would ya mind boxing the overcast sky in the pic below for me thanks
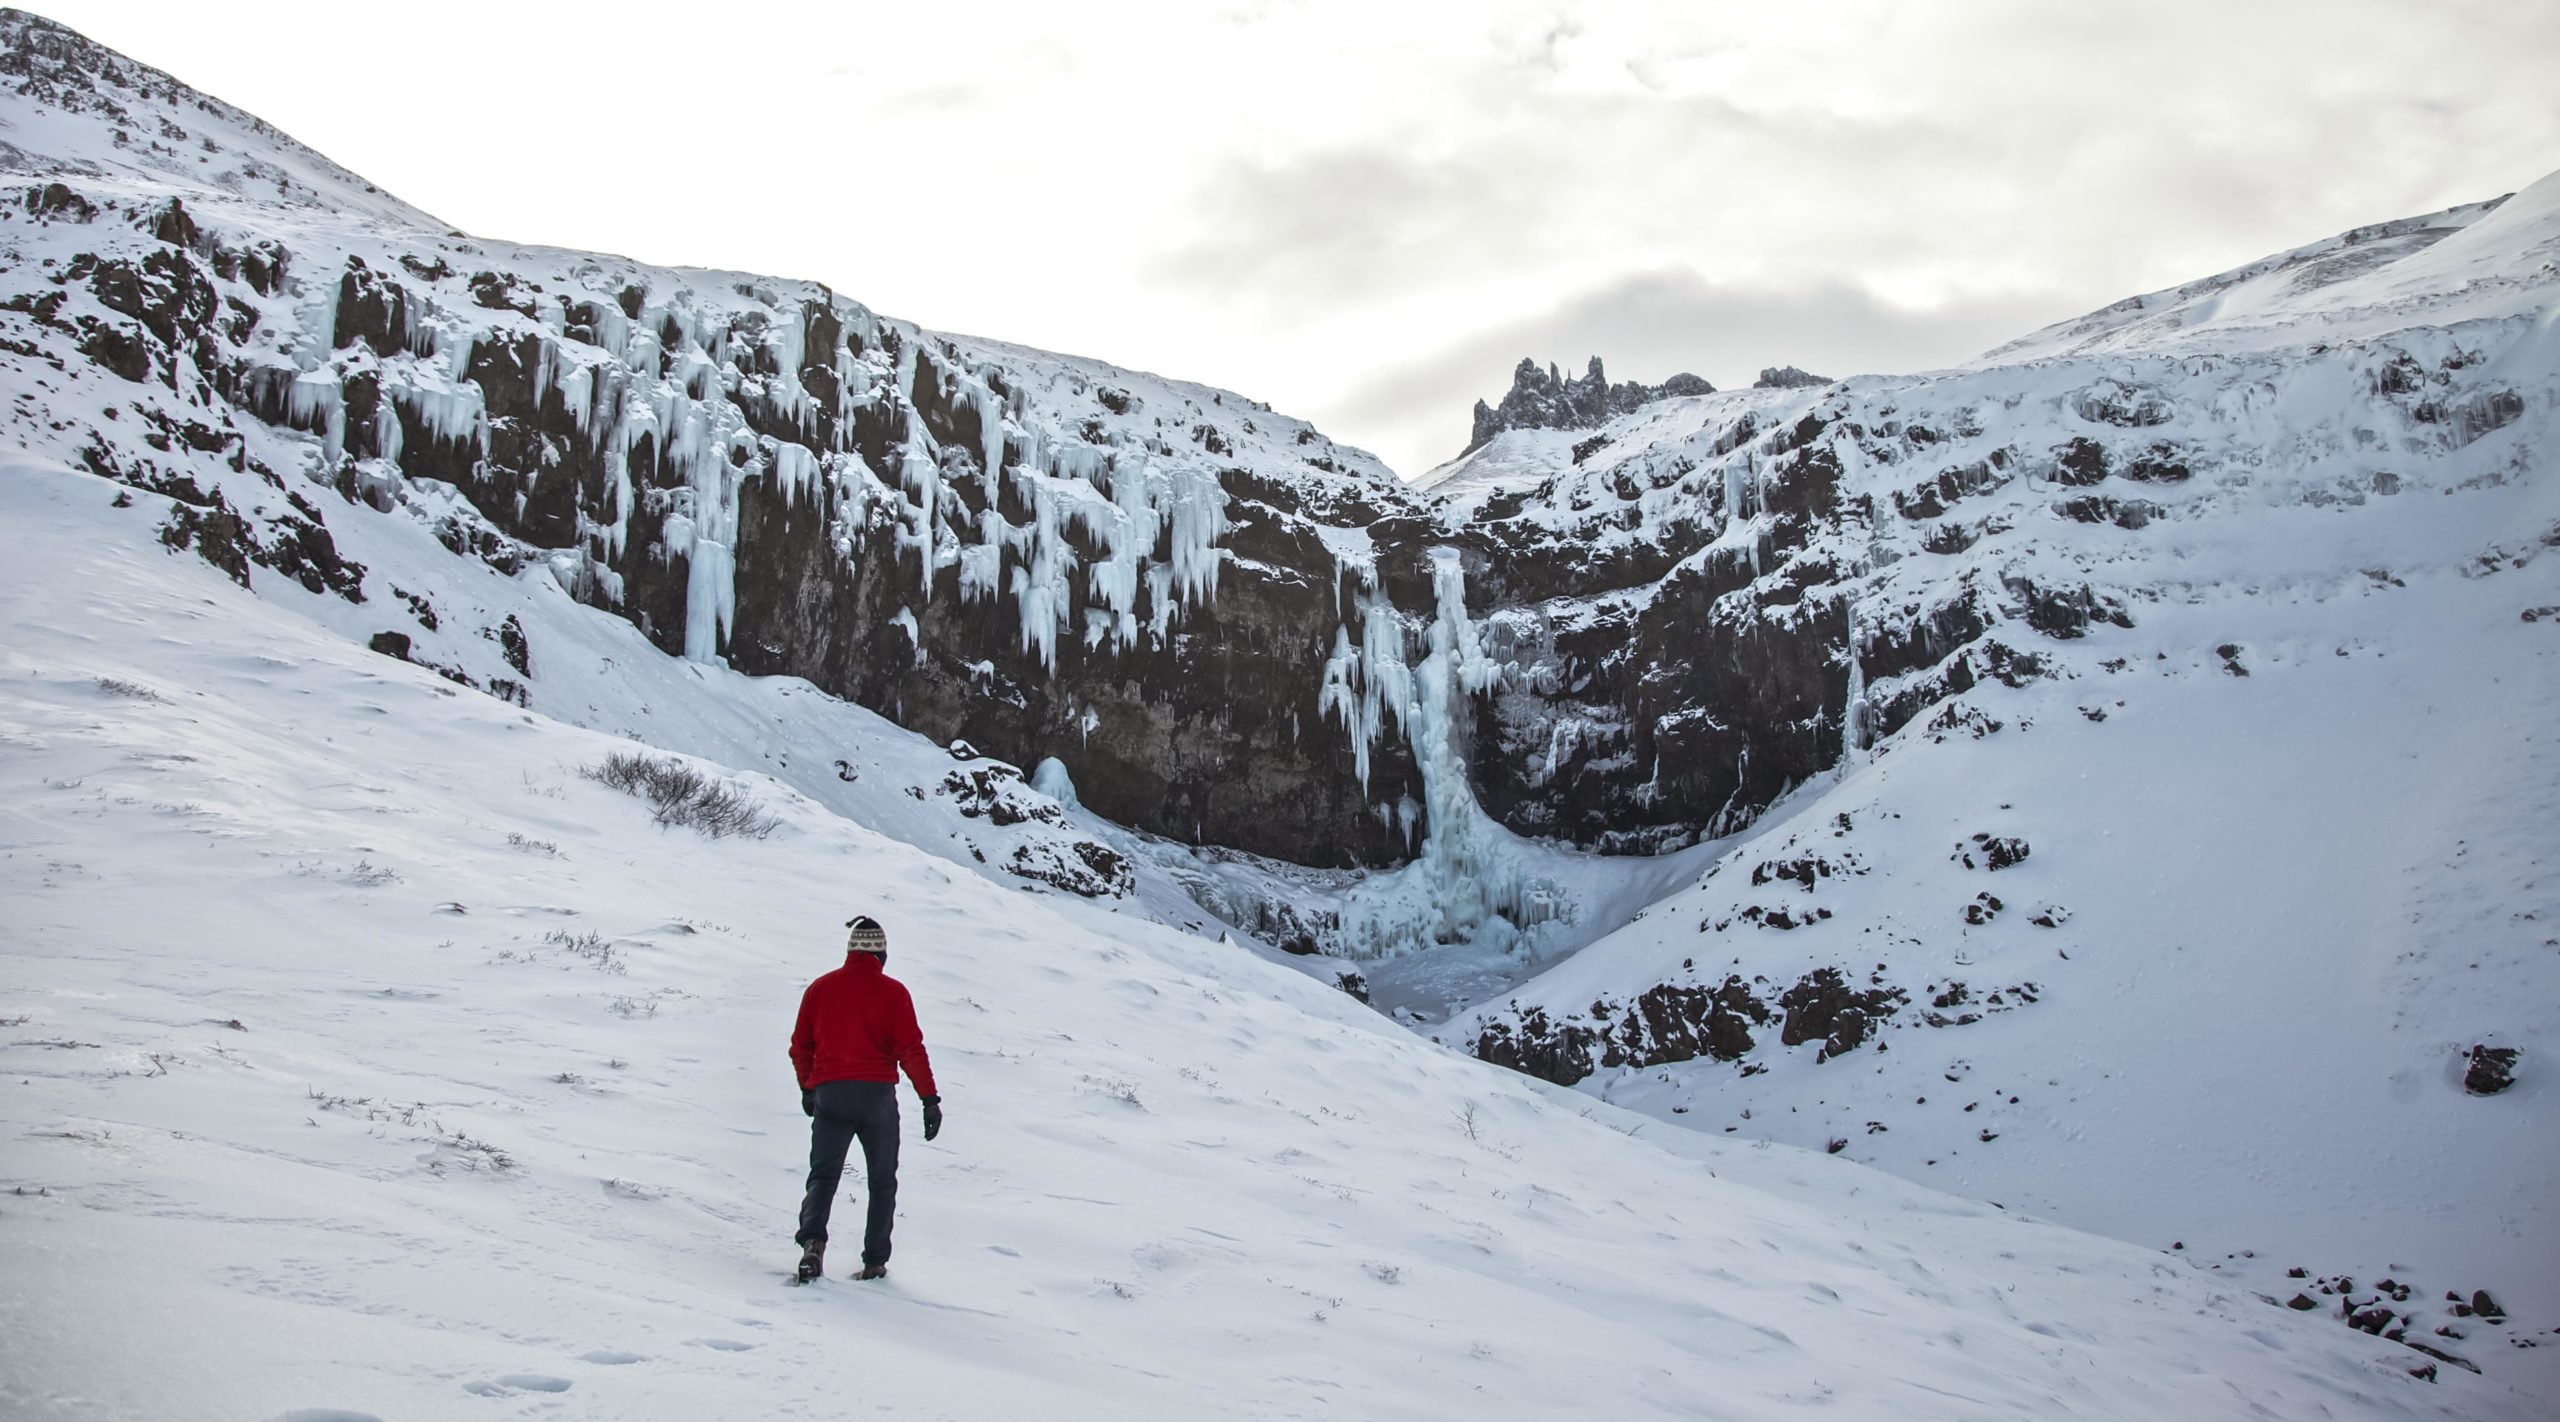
[45,1,2560,476]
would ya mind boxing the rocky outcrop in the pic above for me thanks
[1465,356,1712,454]
[1471,958,2022,1086]
[1754,365,1832,389]
[2462,1044,2518,1095]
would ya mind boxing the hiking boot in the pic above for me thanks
[795,1241,825,1282]
[853,1262,888,1281]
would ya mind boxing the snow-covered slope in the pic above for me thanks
[5,4,2558,1411]
[0,8,441,230]
[1419,172,2560,1394]
[1981,188,2545,361]
[3,457,2536,1421]
[0,7,1436,876]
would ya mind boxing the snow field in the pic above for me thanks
[1,462,2537,1419]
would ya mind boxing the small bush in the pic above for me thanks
[542,928,624,975]
[583,752,777,840]
[95,676,165,701]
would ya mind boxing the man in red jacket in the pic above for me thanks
[791,915,942,1282]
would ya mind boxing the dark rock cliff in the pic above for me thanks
[1465,356,1713,455]
[0,9,2195,877]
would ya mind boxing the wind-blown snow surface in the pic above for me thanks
[2,465,2536,1419]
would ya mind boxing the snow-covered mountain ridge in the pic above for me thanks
[0,8,1457,877]
[1410,168,2560,1395]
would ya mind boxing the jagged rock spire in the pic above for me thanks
[1464,355,1712,454]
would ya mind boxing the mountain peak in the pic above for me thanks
[0,8,441,229]
[1752,364,1832,389]
[1464,354,1711,455]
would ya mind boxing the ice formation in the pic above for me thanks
[241,239,1251,680]
[1030,756,1080,808]
[1316,565,1414,793]
[1326,550,1567,961]
[1842,597,1870,761]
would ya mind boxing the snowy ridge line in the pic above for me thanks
[0,7,447,230]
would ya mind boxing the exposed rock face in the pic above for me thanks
[1465,356,1712,454]
[4,8,2549,909]
[13,0,1901,874]
[1754,365,1833,389]
[1470,957,2012,1086]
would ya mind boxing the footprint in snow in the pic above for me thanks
[692,1338,755,1351]
[578,1350,644,1365]
[463,1375,574,1397]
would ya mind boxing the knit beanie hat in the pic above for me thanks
[845,915,889,954]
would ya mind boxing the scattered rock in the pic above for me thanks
[490,614,531,678]
[938,768,1062,829]
[1777,967,1909,1062]
[1004,840,1133,898]
[1953,833,2031,871]
[2462,1045,2517,1096]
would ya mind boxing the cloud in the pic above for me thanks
[1152,146,1528,304]
[1314,269,2074,476]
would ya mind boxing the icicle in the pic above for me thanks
[1842,596,1870,761]
[372,397,403,468]
[972,376,1006,502]
[766,316,811,436]
[890,607,922,664]
[1008,470,1074,671]
[1316,568,1415,794]
[558,359,595,437]
[1159,464,1230,609]
[771,442,821,509]
[285,371,344,463]
[894,342,942,603]
[958,507,1006,605]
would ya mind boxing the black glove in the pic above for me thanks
[800,1088,815,1118]
[921,1095,943,1142]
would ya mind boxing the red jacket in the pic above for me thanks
[790,952,938,1096]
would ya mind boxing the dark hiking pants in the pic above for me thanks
[798,1079,901,1266]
